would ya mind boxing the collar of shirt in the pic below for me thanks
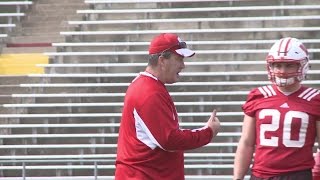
[140,71,158,81]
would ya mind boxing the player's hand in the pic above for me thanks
[313,150,320,177]
[206,109,220,137]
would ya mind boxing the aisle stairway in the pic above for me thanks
[3,0,88,54]
[0,0,90,107]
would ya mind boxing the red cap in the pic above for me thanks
[148,33,195,57]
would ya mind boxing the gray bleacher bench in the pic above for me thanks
[0,34,8,38]
[45,49,270,56]
[0,132,242,139]
[50,40,320,57]
[9,91,250,98]
[14,81,266,87]
[0,154,116,160]
[0,1,33,14]
[0,153,237,168]
[12,80,320,88]
[0,3,27,32]
[0,144,117,149]
[1,81,319,98]
[0,122,243,129]
[0,133,119,139]
[36,60,320,68]
[0,23,16,33]
[0,164,241,180]
[0,164,234,170]
[59,27,320,36]
[0,152,249,180]
[0,112,244,118]
[85,0,234,3]
[25,70,320,77]
[68,15,320,25]
[36,61,262,67]
[0,153,235,164]
[0,176,250,180]
[27,71,267,77]
[0,176,251,180]
[20,71,275,79]
[43,48,320,57]
[0,142,239,149]
[0,123,121,129]
[0,177,115,180]
[0,24,15,27]
[2,101,246,108]
[51,39,320,47]
[0,13,25,23]
[1,81,319,95]
[77,5,320,14]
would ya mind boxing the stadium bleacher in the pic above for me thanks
[0,0,320,179]
[0,1,33,54]
[0,1,33,35]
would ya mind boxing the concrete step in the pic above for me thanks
[0,85,28,95]
[15,26,77,35]
[0,95,12,105]
[0,76,44,85]
[9,35,65,43]
[11,30,62,36]
[25,15,83,22]
[28,95,245,104]
[2,46,56,53]
[32,3,88,12]
[21,21,79,28]
[27,9,83,16]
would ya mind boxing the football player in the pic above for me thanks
[233,37,320,180]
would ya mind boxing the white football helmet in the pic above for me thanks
[266,37,309,87]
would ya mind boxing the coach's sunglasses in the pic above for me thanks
[160,41,187,55]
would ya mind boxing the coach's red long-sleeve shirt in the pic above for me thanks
[115,72,213,180]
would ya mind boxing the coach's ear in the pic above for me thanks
[157,55,168,70]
